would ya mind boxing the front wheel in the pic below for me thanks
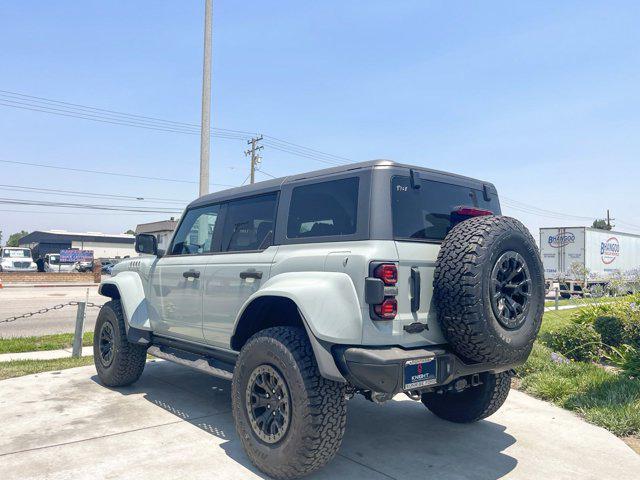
[421,372,511,423]
[93,300,147,387]
[232,327,347,480]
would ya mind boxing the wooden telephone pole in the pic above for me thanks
[245,135,264,184]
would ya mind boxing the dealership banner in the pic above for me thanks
[60,249,94,263]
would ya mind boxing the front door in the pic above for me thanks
[149,204,220,342]
[202,193,279,347]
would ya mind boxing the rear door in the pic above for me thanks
[202,193,279,347]
[148,203,220,341]
[390,174,501,345]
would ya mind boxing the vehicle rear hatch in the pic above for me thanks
[365,169,500,347]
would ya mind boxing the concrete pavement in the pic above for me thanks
[1,361,638,480]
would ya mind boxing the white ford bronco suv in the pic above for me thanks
[94,160,544,479]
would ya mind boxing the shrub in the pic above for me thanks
[594,316,624,347]
[606,345,640,378]
[622,318,640,350]
[545,323,601,362]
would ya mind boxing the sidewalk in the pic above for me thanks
[0,346,93,362]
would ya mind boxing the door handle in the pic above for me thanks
[410,267,421,312]
[239,269,263,280]
[183,270,200,279]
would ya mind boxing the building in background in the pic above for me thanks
[19,230,135,259]
[135,218,178,251]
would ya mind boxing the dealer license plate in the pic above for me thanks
[403,357,437,390]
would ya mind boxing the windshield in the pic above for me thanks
[2,248,31,258]
[391,176,500,241]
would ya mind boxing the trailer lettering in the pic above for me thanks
[601,237,620,264]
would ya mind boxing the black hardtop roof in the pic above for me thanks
[189,159,496,208]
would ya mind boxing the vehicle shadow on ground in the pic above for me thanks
[94,360,518,480]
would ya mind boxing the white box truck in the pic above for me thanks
[540,227,640,297]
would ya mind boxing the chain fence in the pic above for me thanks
[1,301,104,324]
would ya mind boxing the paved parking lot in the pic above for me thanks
[1,360,639,480]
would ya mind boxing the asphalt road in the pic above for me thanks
[0,286,104,337]
[1,361,639,479]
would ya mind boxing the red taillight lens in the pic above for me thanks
[374,298,397,319]
[374,263,398,285]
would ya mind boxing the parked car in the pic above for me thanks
[44,253,76,273]
[74,260,94,272]
[0,247,37,272]
[93,160,544,479]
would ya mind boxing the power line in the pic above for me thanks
[0,208,174,217]
[0,90,352,166]
[0,183,189,204]
[0,197,182,214]
[0,159,236,188]
[0,90,254,136]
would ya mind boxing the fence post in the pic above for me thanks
[72,289,89,358]
[555,287,559,311]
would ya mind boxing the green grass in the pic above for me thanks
[0,332,94,354]
[517,343,640,436]
[0,356,95,380]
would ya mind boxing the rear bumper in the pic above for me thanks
[333,345,520,394]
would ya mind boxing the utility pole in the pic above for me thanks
[245,135,264,184]
[607,209,615,230]
[198,0,213,196]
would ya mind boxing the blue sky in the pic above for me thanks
[1,0,639,242]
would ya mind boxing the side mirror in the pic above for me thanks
[135,234,158,256]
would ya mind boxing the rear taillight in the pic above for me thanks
[374,298,397,320]
[368,262,399,320]
[374,263,397,285]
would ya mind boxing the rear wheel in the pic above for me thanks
[232,327,347,480]
[93,300,147,387]
[421,372,511,423]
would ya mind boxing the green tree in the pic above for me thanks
[592,219,613,230]
[7,230,29,247]
[124,229,135,235]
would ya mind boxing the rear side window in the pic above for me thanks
[392,176,500,241]
[287,177,359,238]
[221,193,278,252]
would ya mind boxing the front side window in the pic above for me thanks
[287,177,359,239]
[392,176,500,241]
[170,204,220,255]
[221,193,278,252]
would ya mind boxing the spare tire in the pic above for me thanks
[433,215,544,364]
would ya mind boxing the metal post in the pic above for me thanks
[555,287,559,311]
[72,289,89,358]
[199,0,213,196]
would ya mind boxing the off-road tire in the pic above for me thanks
[433,215,544,364]
[421,371,511,423]
[232,327,347,480]
[93,299,147,387]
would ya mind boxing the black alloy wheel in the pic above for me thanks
[245,364,291,444]
[98,320,115,367]
[489,251,532,330]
